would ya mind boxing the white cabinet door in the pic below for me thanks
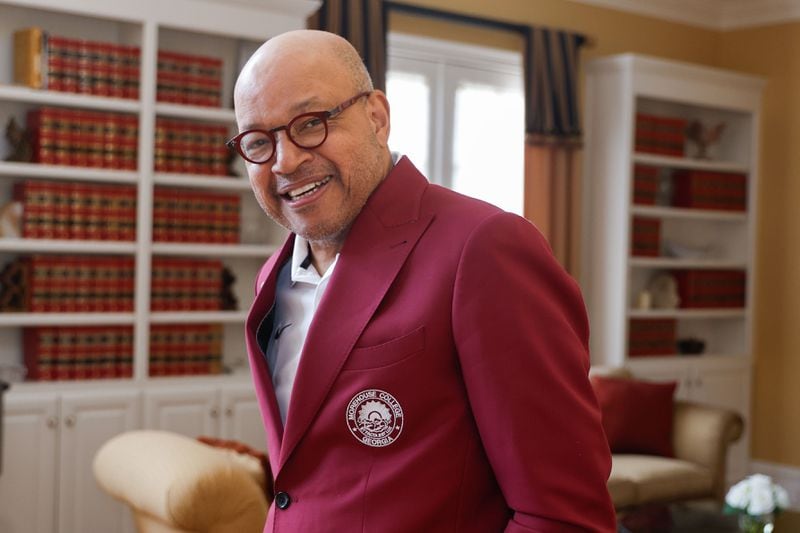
[143,386,220,439]
[58,390,140,533]
[220,384,267,452]
[0,393,58,533]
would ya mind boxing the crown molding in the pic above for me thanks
[568,0,800,30]
[721,0,800,29]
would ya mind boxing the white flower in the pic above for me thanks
[775,485,790,510]
[725,474,791,517]
[748,485,776,515]
[726,480,750,509]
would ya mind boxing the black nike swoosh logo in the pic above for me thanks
[275,323,292,339]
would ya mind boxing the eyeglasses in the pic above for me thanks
[227,91,371,164]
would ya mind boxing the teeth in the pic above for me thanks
[288,176,331,200]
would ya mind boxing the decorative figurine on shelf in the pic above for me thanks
[677,337,706,355]
[4,117,33,163]
[686,120,725,159]
[0,202,22,238]
[220,266,238,311]
[0,259,26,312]
[648,273,681,309]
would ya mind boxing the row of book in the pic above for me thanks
[28,107,138,169]
[631,216,660,257]
[633,164,748,212]
[24,325,134,380]
[673,170,747,212]
[149,323,224,376]
[153,187,240,243]
[22,323,226,381]
[151,257,225,311]
[633,165,661,205]
[0,255,234,313]
[157,50,223,107]
[14,27,141,99]
[628,318,676,356]
[635,113,688,156]
[674,269,746,309]
[0,255,135,313]
[14,180,137,241]
[154,118,231,176]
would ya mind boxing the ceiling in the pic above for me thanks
[568,0,800,29]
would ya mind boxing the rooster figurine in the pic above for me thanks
[686,120,725,159]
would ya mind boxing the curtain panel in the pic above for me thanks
[307,0,388,92]
[523,27,585,276]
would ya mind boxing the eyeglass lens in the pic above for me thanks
[240,114,327,163]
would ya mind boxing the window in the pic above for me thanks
[387,33,525,215]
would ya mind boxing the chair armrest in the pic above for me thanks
[93,430,268,533]
[672,401,744,499]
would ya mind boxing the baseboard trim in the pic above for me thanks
[750,460,800,512]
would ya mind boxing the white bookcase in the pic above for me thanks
[581,54,764,483]
[0,1,318,531]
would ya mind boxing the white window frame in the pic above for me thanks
[387,32,524,194]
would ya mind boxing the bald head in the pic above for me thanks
[235,30,372,106]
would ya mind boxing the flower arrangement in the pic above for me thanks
[725,474,790,533]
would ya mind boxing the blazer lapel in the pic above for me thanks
[245,235,294,470]
[278,157,433,468]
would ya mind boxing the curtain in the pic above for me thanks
[523,27,585,276]
[307,0,388,92]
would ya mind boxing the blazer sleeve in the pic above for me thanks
[452,212,616,532]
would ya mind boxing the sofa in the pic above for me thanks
[591,367,745,510]
[93,430,271,533]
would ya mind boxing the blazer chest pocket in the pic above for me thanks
[343,326,425,371]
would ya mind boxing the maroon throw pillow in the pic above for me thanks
[590,375,677,457]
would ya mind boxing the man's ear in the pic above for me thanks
[366,90,391,146]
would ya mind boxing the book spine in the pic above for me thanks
[13,27,47,89]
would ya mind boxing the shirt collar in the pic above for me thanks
[290,236,339,285]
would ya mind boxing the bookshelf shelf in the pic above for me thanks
[0,312,136,327]
[628,257,748,269]
[630,205,747,222]
[0,161,140,182]
[151,242,278,257]
[0,238,137,254]
[0,84,141,112]
[153,173,251,191]
[627,309,746,319]
[632,152,750,174]
[150,310,248,324]
[154,103,236,123]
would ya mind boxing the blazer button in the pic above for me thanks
[275,491,291,510]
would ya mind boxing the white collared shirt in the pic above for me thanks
[267,237,339,425]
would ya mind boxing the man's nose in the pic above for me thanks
[271,131,311,175]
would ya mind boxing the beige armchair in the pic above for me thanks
[93,430,271,533]
[591,367,745,510]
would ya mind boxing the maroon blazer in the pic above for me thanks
[245,157,615,532]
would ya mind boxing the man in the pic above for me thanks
[231,29,616,532]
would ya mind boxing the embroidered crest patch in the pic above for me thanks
[346,389,404,447]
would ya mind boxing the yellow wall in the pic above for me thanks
[390,0,800,467]
[717,23,800,466]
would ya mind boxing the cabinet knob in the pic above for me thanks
[64,415,76,428]
[46,417,58,429]
[225,407,233,417]
[210,407,219,418]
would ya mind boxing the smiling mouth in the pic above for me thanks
[284,175,332,201]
